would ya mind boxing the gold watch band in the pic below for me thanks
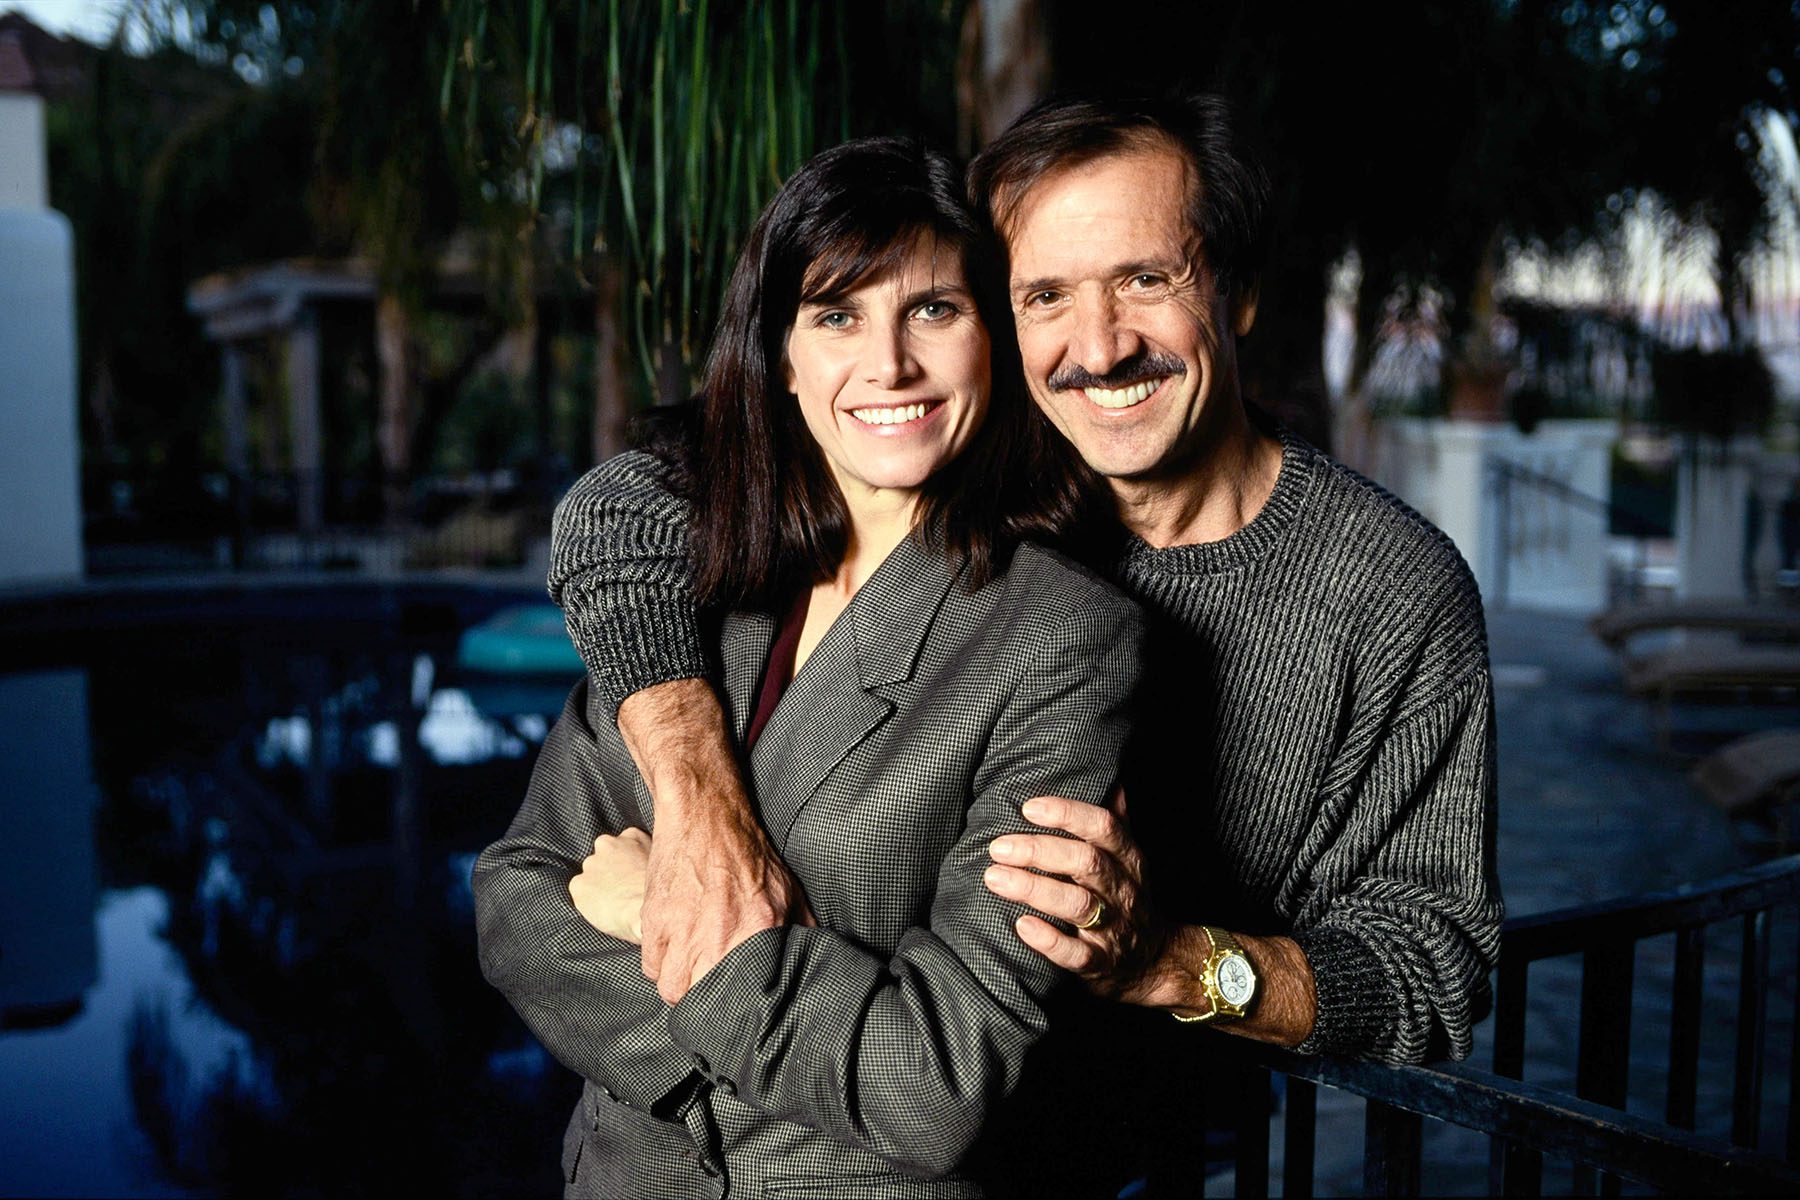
[1172,925,1250,1024]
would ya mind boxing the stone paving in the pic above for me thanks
[1216,607,1799,1196]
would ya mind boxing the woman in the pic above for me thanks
[473,137,1142,1199]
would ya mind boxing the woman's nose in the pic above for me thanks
[863,323,918,389]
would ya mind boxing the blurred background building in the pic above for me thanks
[2,1,1800,1195]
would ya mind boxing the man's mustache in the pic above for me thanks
[1046,353,1187,392]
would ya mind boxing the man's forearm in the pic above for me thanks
[1141,925,1317,1047]
[617,677,752,823]
[614,676,809,1003]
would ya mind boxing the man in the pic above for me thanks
[550,94,1500,1070]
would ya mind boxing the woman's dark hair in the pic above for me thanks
[667,135,1099,610]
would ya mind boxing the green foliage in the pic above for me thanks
[1650,344,1776,441]
[442,0,859,401]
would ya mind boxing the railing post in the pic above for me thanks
[1732,908,1772,1148]
[1235,1064,1271,1199]
[1284,1075,1316,1200]
[1498,1141,1544,1196]
[1667,925,1705,1130]
[1490,958,1532,1194]
[1575,940,1636,1195]
[1790,907,1800,1163]
[1363,1099,1422,1197]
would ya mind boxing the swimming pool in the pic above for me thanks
[0,580,583,1197]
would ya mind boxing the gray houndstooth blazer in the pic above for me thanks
[474,533,1143,1199]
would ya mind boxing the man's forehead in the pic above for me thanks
[999,149,1200,279]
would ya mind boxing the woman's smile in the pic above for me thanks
[844,397,946,431]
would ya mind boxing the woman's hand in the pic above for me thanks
[570,828,653,944]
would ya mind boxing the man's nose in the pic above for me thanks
[863,322,918,389]
[1068,293,1139,376]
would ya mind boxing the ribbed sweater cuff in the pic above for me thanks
[566,584,711,720]
[1292,924,1394,1057]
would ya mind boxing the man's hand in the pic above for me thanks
[984,789,1318,1045]
[616,679,812,1006]
[640,799,812,1003]
[570,829,653,942]
[982,789,1179,1004]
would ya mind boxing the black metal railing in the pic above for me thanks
[1228,855,1800,1196]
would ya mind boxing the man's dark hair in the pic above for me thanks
[677,135,1099,610]
[968,93,1272,310]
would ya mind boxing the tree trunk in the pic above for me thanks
[955,0,1052,154]
[591,257,630,466]
[375,292,415,524]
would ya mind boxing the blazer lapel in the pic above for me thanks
[749,537,964,848]
[719,609,777,743]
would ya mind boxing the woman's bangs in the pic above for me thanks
[796,222,963,306]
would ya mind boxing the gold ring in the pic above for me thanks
[1076,897,1107,930]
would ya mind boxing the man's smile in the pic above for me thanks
[1082,378,1166,410]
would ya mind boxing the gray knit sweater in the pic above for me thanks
[547,431,1502,1065]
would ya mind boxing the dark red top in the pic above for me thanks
[745,589,811,751]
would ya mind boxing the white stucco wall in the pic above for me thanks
[1676,438,1763,601]
[0,92,47,209]
[1367,418,1617,613]
[0,85,82,588]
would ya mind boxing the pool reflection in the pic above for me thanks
[0,619,580,1197]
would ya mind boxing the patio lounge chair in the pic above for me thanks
[1591,601,1800,652]
[1624,645,1800,747]
[1692,728,1800,848]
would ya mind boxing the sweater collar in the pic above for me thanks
[1115,423,1316,579]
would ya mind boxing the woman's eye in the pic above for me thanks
[818,311,852,329]
[915,300,957,321]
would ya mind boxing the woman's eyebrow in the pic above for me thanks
[798,292,862,309]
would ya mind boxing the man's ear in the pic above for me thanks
[1232,287,1259,338]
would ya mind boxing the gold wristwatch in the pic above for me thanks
[1173,925,1259,1024]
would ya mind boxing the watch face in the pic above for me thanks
[1217,953,1256,1008]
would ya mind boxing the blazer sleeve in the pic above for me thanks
[548,449,710,720]
[471,680,700,1116]
[664,576,1145,1179]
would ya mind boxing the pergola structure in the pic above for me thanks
[187,259,376,534]
[186,255,611,540]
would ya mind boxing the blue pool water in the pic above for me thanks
[0,586,583,1197]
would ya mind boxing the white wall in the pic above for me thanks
[1368,418,1616,613]
[1675,438,1762,601]
[0,92,47,208]
[0,86,82,587]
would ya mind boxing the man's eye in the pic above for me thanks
[1130,274,1165,289]
[1026,290,1062,308]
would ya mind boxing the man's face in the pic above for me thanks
[1003,145,1248,483]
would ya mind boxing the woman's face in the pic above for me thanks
[784,237,991,509]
